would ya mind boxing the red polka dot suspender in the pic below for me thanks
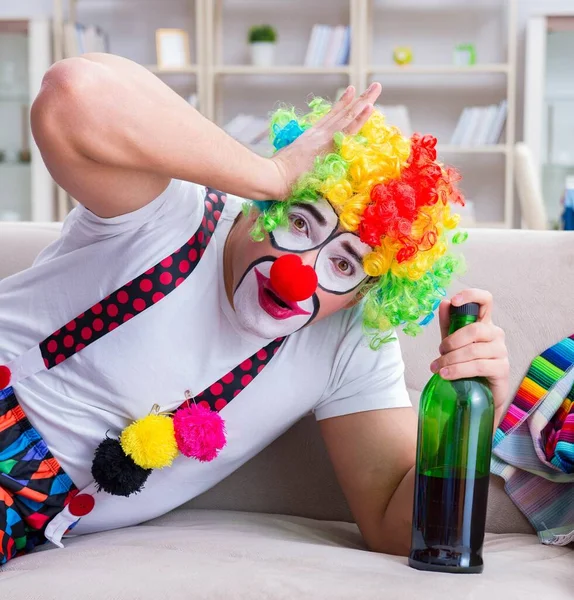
[18,186,288,545]
[39,188,227,369]
[1,187,286,404]
[193,342,283,412]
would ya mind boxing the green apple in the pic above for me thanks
[393,46,413,65]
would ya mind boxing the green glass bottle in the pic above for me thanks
[409,302,495,574]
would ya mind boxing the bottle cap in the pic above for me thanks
[450,302,480,317]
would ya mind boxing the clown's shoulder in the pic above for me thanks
[290,304,411,421]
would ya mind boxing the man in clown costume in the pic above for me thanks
[0,53,509,564]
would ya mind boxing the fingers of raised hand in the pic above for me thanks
[318,85,356,126]
[321,82,381,133]
[343,104,375,135]
[342,82,381,130]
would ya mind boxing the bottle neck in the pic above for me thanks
[448,314,478,335]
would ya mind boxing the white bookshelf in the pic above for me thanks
[214,66,351,75]
[52,0,517,227]
[369,64,511,74]
[364,0,517,228]
[438,144,509,154]
[205,0,358,124]
[53,0,204,218]
[146,64,199,74]
[0,17,53,222]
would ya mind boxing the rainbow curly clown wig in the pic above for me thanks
[250,98,467,348]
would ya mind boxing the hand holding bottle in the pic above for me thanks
[430,289,510,426]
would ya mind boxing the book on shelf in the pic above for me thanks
[450,100,507,146]
[304,24,350,67]
[64,22,109,58]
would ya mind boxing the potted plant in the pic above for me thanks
[248,25,277,67]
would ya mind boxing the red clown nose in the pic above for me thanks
[270,255,318,303]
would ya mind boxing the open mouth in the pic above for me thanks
[255,268,311,320]
[266,288,290,310]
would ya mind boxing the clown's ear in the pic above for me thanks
[344,278,374,309]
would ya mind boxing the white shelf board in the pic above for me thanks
[215,65,351,75]
[146,65,198,75]
[437,145,509,154]
[368,64,510,75]
[369,0,503,11]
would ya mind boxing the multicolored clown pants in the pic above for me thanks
[0,386,76,565]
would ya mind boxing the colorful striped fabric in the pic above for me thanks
[0,387,77,564]
[491,334,574,546]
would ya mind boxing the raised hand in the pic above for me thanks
[269,83,382,200]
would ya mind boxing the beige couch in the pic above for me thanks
[0,222,572,598]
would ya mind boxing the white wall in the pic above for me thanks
[0,0,53,18]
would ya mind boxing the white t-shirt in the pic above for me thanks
[0,179,410,534]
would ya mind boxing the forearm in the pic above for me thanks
[36,53,278,200]
[374,465,415,557]
[375,407,503,557]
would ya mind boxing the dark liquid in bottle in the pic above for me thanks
[409,472,490,574]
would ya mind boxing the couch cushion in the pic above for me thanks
[0,224,566,536]
[1,510,571,599]
[186,413,534,536]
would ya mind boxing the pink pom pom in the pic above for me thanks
[173,404,226,462]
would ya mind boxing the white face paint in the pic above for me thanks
[270,197,339,252]
[231,198,373,339]
[233,259,316,339]
[314,233,372,294]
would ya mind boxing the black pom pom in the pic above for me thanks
[91,437,151,497]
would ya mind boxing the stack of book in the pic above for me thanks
[304,25,351,67]
[450,100,507,146]
[64,22,109,58]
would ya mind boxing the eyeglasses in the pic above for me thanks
[269,199,372,295]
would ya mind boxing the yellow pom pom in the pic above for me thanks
[120,414,178,470]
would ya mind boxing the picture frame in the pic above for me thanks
[155,28,191,69]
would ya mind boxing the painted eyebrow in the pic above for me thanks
[342,241,364,265]
[295,203,327,226]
